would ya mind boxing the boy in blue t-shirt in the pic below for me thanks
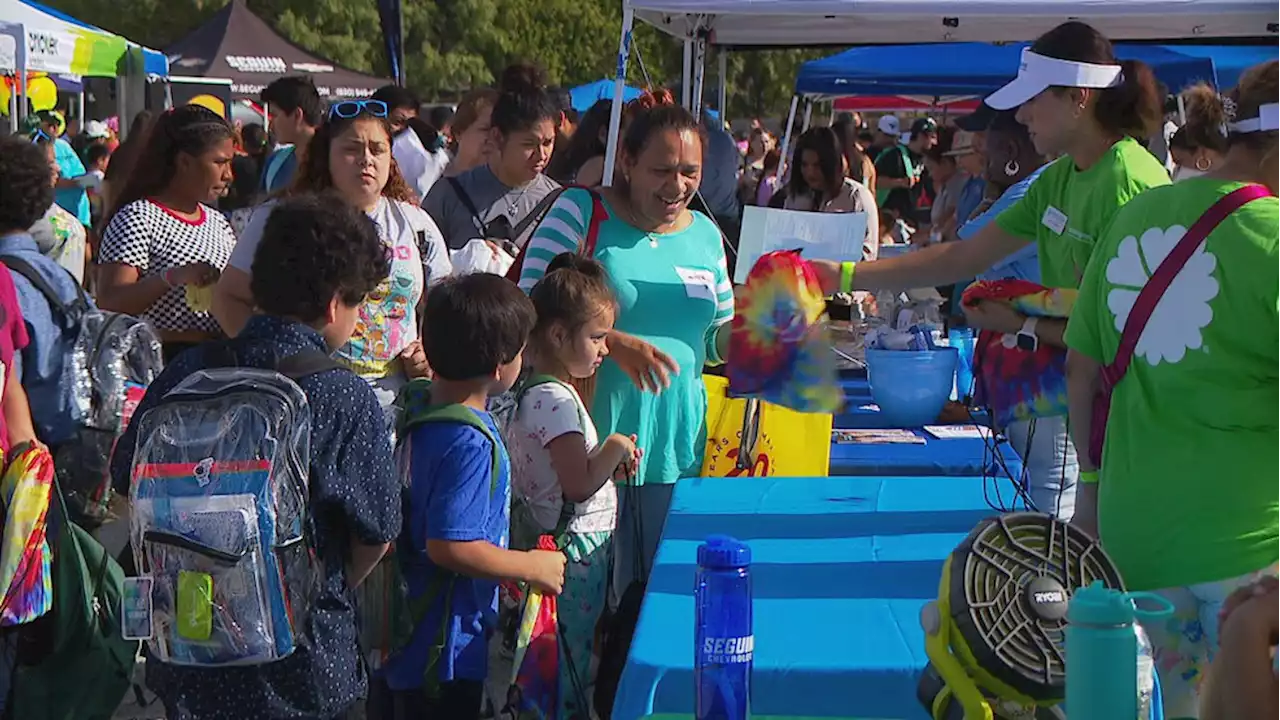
[382,273,566,719]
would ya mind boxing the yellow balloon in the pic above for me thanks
[0,81,11,116]
[27,76,57,112]
[188,94,227,118]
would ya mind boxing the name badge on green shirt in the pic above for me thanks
[1041,206,1068,235]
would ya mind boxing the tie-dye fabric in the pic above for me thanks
[0,447,55,626]
[1141,565,1277,719]
[728,250,841,414]
[961,279,1078,427]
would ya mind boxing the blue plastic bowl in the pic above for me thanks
[865,347,960,427]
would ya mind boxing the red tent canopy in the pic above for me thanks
[832,96,980,114]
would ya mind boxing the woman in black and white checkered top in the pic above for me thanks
[97,105,237,363]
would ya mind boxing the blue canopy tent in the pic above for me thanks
[1156,45,1276,89]
[569,79,643,112]
[796,43,1218,98]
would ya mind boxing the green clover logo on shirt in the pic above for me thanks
[1104,225,1220,365]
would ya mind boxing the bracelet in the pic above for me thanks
[1079,469,1100,485]
[160,268,175,288]
[839,261,856,294]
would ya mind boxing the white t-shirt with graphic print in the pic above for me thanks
[508,381,617,535]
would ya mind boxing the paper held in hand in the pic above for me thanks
[734,206,869,284]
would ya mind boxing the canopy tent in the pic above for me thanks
[0,21,21,74]
[832,96,980,113]
[166,0,389,100]
[19,0,168,76]
[0,0,167,77]
[569,79,644,112]
[631,0,1277,45]
[1157,44,1277,89]
[600,0,1277,185]
[795,43,1220,98]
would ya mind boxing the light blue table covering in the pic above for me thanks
[614,474,1026,719]
[829,430,1024,479]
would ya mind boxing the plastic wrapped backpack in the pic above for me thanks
[727,250,842,414]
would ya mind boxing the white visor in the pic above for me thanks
[985,49,1124,110]
[1228,103,1280,134]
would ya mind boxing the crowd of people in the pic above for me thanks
[0,18,1274,720]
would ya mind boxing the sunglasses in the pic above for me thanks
[328,99,389,121]
[28,128,53,144]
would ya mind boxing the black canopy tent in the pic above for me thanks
[165,0,388,101]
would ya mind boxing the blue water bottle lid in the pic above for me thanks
[698,535,751,569]
[1067,580,1135,626]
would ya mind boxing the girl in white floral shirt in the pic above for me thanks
[506,253,640,718]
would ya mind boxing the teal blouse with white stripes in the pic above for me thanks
[519,188,734,486]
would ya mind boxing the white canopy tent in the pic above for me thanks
[632,0,1276,45]
[599,0,1278,183]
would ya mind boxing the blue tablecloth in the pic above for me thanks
[830,430,1024,478]
[614,474,1026,720]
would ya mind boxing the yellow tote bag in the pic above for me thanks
[701,375,832,478]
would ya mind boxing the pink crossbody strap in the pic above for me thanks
[1099,184,1273,391]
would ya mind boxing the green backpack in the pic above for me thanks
[11,479,138,720]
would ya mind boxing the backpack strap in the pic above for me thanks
[504,187,606,283]
[509,187,567,243]
[1088,183,1273,466]
[447,177,488,238]
[275,350,342,380]
[514,373,588,548]
[0,255,90,325]
[263,147,294,192]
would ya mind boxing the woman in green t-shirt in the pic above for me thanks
[1065,63,1279,719]
[846,21,1169,523]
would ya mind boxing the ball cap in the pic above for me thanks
[876,115,901,136]
[910,117,938,136]
[984,47,1123,111]
[83,120,111,139]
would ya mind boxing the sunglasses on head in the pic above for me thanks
[28,128,53,144]
[328,99,389,121]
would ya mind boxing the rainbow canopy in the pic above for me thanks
[727,250,842,414]
[0,0,167,77]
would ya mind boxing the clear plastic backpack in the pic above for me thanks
[0,256,163,528]
[127,349,334,667]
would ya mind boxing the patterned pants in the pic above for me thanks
[1141,565,1278,719]
[558,534,612,720]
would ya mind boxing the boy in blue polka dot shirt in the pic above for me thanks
[112,194,402,720]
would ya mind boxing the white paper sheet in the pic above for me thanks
[735,206,869,283]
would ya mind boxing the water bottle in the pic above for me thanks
[695,535,753,720]
[1135,622,1156,720]
[947,327,976,403]
[1066,581,1173,719]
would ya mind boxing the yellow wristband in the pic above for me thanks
[1079,470,1100,485]
[839,261,856,294]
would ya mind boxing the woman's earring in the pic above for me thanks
[1004,159,1020,177]
[1195,156,1212,172]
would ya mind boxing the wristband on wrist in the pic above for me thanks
[161,268,176,288]
[1079,469,1100,485]
[839,261,856,294]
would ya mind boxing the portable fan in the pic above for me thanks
[917,513,1125,719]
